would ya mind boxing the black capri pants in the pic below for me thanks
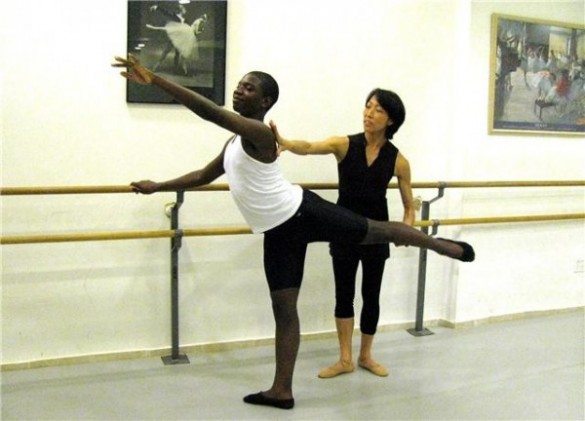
[331,249,387,335]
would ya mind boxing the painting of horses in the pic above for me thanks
[126,0,227,104]
[489,14,585,135]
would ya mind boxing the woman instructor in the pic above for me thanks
[272,89,412,378]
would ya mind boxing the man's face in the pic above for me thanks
[232,74,267,117]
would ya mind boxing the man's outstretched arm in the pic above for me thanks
[112,55,274,150]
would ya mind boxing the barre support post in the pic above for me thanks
[407,183,445,337]
[162,190,190,365]
[407,200,434,336]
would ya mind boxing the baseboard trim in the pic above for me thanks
[437,306,584,329]
[2,306,582,372]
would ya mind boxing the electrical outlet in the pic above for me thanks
[575,259,584,274]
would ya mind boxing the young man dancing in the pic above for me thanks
[112,55,474,410]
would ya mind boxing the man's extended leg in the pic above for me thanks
[296,190,473,262]
[362,220,474,261]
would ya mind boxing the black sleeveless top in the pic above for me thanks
[330,133,399,259]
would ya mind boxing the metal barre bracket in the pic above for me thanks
[430,220,440,237]
[428,183,446,204]
[172,229,184,250]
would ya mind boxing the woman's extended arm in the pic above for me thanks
[269,121,348,162]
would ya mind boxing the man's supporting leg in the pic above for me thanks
[270,287,300,398]
[244,287,299,409]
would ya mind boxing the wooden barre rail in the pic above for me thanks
[2,213,583,245]
[1,180,584,195]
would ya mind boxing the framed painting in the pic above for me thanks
[126,0,227,105]
[489,14,585,135]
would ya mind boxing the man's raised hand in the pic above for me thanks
[112,54,154,85]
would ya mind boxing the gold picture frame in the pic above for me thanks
[489,14,585,135]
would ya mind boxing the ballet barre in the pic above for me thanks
[1,214,584,245]
[2,180,584,363]
[2,180,584,195]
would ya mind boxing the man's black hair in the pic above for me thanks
[248,71,279,110]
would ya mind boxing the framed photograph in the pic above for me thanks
[489,14,585,135]
[127,0,227,104]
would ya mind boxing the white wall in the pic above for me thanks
[1,0,583,365]
[453,0,585,322]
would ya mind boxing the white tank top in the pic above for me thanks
[223,135,303,233]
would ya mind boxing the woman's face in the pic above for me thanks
[363,95,391,134]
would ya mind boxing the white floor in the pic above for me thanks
[2,311,584,420]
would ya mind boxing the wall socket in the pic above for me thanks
[575,259,584,274]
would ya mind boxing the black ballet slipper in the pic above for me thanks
[437,238,475,262]
[243,392,295,410]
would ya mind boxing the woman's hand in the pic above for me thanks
[269,120,291,154]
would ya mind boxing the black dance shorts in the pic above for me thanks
[263,189,368,291]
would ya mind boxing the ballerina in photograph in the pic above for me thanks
[146,11,208,76]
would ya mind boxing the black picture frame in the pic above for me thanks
[126,0,227,105]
